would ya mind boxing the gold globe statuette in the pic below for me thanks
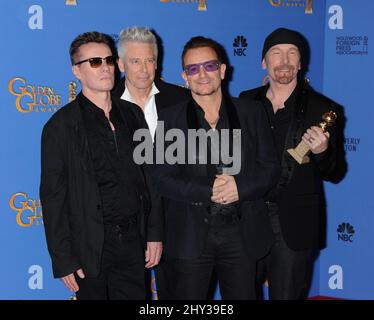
[69,81,77,102]
[305,0,313,14]
[198,0,207,11]
[287,110,337,164]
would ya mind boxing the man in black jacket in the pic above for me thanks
[112,26,191,299]
[113,26,190,139]
[240,28,346,300]
[40,31,162,300]
[148,36,279,299]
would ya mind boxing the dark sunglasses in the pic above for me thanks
[184,60,221,76]
[74,55,115,68]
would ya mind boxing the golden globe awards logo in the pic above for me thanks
[160,0,207,11]
[8,77,62,113]
[9,192,43,227]
[269,0,312,14]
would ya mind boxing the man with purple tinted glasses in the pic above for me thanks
[148,36,279,300]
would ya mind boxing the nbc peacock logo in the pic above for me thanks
[337,222,355,243]
[233,35,248,57]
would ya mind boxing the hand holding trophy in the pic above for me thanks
[287,111,337,164]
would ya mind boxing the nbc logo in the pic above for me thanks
[233,35,248,57]
[337,222,355,242]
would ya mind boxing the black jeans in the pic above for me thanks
[257,202,312,300]
[75,217,145,300]
[157,211,256,300]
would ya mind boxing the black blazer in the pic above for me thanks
[39,94,158,278]
[112,77,191,128]
[240,82,346,250]
[112,77,191,242]
[148,96,280,261]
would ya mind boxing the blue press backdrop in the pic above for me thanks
[0,0,370,299]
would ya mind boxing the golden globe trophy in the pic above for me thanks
[69,81,77,102]
[198,0,207,11]
[287,111,337,164]
[305,0,313,14]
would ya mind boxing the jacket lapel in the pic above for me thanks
[276,80,309,198]
[186,98,200,130]
[223,95,241,131]
[72,94,96,176]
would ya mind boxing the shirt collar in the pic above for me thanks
[120,82,159,103]
[262,82,300,111]
[79,92,107,118]
[193,98,228,129]
[194,98,226,117]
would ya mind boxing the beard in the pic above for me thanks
[191,81,220,96]
[273,64,297,84]
[194,89,216,96]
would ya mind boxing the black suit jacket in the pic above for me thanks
[148,96,280,260]
[40,94,158,278]
[240,82,346,250]
[112,77,191,242]
[112,77,191,128]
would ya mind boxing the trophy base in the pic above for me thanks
[287,148,310,164]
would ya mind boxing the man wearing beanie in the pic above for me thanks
[240,28,345,300]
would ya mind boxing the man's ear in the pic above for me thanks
[181,70,188,85]
[72,65,81,81]
[220,63,226,80]
[117,58,125,73]
[262,58,267,70]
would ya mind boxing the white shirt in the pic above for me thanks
[120,83,160,141]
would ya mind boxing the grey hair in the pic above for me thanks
[117,26,158,60]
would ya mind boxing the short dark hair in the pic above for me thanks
[69,31,113,65]
[181,36,224,68]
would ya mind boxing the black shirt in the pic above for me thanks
[193,98,238,212]
[79,93,141,224]
[261,85,298,161]
[259,85,299,201]
[194,98,230,176]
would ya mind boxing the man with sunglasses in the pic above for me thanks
[148,36,279,299]
[40,31,161,299]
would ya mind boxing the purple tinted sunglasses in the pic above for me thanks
[184,60,221,76]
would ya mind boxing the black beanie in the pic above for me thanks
[262,28,303,60]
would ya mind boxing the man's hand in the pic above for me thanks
[211,175,239,205]
[61,268,85,292]
[302,126,330,154]
[145,241,163,268]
